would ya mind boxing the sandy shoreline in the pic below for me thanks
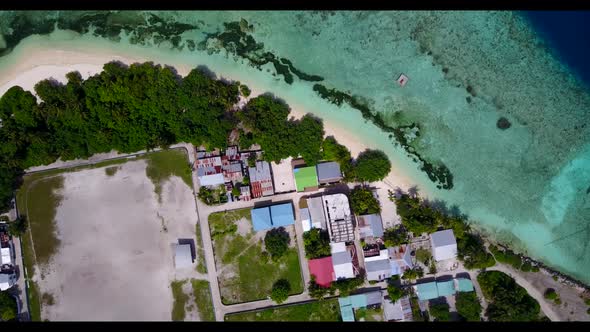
[0,47,415,194]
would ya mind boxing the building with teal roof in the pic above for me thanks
[338,291,382,322]
[415,281,439,301]
[436,280,456,297]
[455,278,475,292]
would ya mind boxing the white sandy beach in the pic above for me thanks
[0,45,416,197]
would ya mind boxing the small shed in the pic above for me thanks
[175,244,193,269]
[397,73,409,87]
[430,229,458,262]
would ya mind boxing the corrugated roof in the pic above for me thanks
[251,207,273,231]
[308,257,335,287]
[199,173,225,186]
[316,162,342,182]
[307,197,327,230]
[358,214,384,238]
[366,259,390,273]
[456,278,475,292]
[365,291,383,306]
[332,251,352,266]
[293,166,318,192]
[339,305,355,322]
[249,160,273,182]
[436,280,456,297]
[270,203,294,227]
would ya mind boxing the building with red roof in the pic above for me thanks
[308,256,335,288]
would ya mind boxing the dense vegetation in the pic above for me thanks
[7,216,28,237]
[391,191,495,269]
[237,95,324,165]
[0,291,17,321]
[307,275,365,298]
[0,62,238,212]
[271,279,291,304]
[353,149,391,182]
[349,187,380,215]
[429,302,451,322]
[477,271,540,321]
[455,291,482,321]
[457,233,496,269]
[382,225,409,247]
[303,228,331,259]
[321,136,354,180]
[401,268,424,281]
[544,288,561,304]
[264,227,290,260]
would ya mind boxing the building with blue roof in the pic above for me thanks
[251,202,295,232]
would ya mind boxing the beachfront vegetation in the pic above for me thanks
[225,298,341,321]
[353,149,391,182]
[239,84,251,97]
[489,245,524,270]
[237,95,325,165]
[264,227,290,260]
[457,233,496,269]
[321,136,354,180]
[544,288,560,303]
[382,225,409,247]
[429,302,451,321]
[349,187,380,215]
[0,291,18,321]
[303,228,331,259]
[477,271,540,321]
[271,279,291,304]
[455,291,482,321]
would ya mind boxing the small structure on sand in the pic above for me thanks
[175,244,193,269]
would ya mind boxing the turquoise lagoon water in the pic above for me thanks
[0,11,589,283]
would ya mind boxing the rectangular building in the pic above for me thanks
[324,194,354,243]
[248,160,274,198]
[251,202,295,232]
[316,161,343,185]
[293,166,319,192]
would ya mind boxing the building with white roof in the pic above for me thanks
[307,196,327,230]
[323,194,354,243]
[0,273,16,291]
[175,244,193,269]
[364,249,391,281]
[300,208,312,232]
[430,229,458,262]
[0,247,11,266]
[330,242,355,280]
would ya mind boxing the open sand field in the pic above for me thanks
[25,158,200,321]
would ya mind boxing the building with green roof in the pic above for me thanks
[293,166,319,192]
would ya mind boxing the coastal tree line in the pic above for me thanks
[0,61,391,213]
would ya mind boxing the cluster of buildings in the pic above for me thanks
[195,144,344,204]
[338,289,414,322]
[0,222,16,291]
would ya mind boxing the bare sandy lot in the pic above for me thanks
[34,159,200,321]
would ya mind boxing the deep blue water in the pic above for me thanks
[523,11,590,87]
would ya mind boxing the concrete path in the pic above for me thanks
[10,235,30,321]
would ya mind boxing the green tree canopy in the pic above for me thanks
[387,284,405,303]
[353,149,391,182]
[457,233,496,270]
[429,302,451,321]
[303,228,331,259]
[0,291,17,321]
[7,216,28,237]
[264,227,291,260]
[382,225,409,247]
[321,136,353,179]
[456,291,482,321]
[270,279,291,304]
[349,187,380,215]
[477,271,540,321]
